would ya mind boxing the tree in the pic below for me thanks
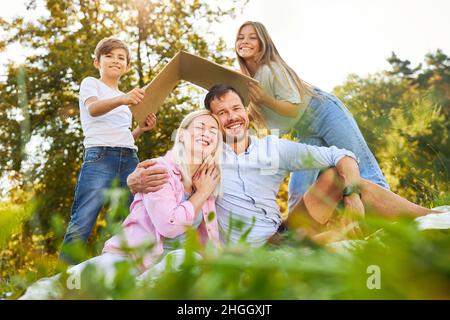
[333,50,449,204]
[0,0,247,239]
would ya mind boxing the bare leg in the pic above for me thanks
[301,168,344,224]
[360,179,435,218]
[286,194,348,245]
[286,168,344,238]
[290,170,435,222]
[286,169,437,244]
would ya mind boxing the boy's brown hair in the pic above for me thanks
[94,37,131,65]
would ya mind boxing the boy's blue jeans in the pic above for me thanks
[288,89,390,213]
[60,147,139,264]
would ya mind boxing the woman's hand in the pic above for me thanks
[187,159,220,215]
[192,163,220,198]
[247,81,299,117]
[247,82,271,105]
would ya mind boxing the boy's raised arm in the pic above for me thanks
[87,87,145,117]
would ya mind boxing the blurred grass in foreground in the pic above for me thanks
[2,196,449,299]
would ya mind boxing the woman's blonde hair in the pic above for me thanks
[235,21,315,128]
[171,110,223,197]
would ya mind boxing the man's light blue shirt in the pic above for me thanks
[216,135,358,246]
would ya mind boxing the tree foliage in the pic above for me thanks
[0,0,246,233]
[333,50,449,203]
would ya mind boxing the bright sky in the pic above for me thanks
[1,0,449,90]
[215,0,450,90]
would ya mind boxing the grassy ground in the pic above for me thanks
[1,190,449,300]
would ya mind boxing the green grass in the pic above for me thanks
[4,216,449,300]
[1,189,449,300]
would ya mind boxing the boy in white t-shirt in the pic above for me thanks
[60,37,156,264]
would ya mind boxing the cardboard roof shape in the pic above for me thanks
[130,51,258,127]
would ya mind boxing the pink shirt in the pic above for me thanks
[102,151,220,269]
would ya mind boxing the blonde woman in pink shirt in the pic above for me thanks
[20,110,223,299]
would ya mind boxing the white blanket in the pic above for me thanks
[415,206,450,230]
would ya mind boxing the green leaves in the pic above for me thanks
[333,50,449,204]
[0,0,247,297]
[0,0,246,237]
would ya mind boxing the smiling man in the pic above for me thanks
[210,87,250,153]
[201,85,364,245]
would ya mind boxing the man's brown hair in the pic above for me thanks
[94,37,131,65]
[204,84,245,111]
